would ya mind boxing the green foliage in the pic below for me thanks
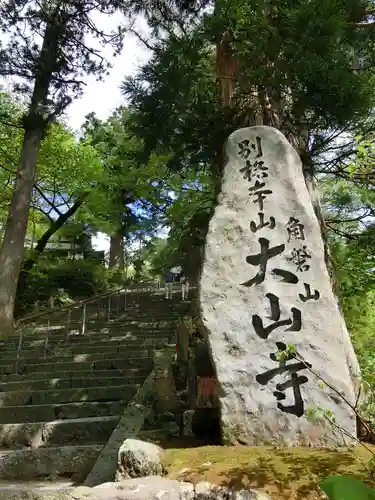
[305,406,336,425]
[329,233,375,425]
[16,258,110,316]
[319,167,375,428]
[81,108,187,268]
[122,29,233,172]
[138,237,178,277]
[48,260,109,298]
[274,343,296,361]
[123,0,375,175]
[319,475,375,500]
[0,90,103,249]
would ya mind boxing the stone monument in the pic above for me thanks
[199,126,361,446]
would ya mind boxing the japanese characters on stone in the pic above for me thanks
[236,136,321,417]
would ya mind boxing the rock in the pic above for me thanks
[231,490,272,500]
[199,125,361,447]
[0,445,101,482]
[195,482,271,500]
[183,410,195,436]
[83,373,155,487]
[92,477,195,500]
[158,412,176,422]
[157,413,181,437]
[160,421,180,436]
[0,477,271,500]
[154,350,179,413]
[115,439,164,481]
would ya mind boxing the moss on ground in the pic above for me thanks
[163,444,375,500]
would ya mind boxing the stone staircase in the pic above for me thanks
[0,288,190,482]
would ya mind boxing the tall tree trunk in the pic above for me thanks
[109,231,124,269]
[0,20,63,337]
[0,129,43,334]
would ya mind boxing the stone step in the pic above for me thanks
[0,416,119,448]
[29,312,182,326]
[1,367,148,383]
[0,338,170,356]
[14,357,151,376]
[7,351,151,365]
[0,375,142,393]
[0,400,127,423]
[20,295,191,319]
[11,357,153,374]
[22,321,177,334]
[0,384,138,406]
[1,335,168,349]
[0,479,74,498]
[0,444,102,480]
[1,356,153,375]
[0,345,153,359]
[13,328,174,344]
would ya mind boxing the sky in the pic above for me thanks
[65,13,151,133]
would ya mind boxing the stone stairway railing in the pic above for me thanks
[0,285,192,482]
[12,281,185,374]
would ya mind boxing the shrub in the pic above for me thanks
[16,257,110,316]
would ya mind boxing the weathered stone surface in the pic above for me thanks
[194,481,271,500]
[0,477,271,500]
[84,372,154,487]
[176,316,192,364]
[199,125,361,446]
[41,416,119,446]
[91,477,195,500]
[31,384,137,405]
[0,480,75,500]
[154,350,179,413]
[0,422,43,448]
[115,439,164,481]
[182,410,194,437]
[0,417,119,449]
[158,412,180,436]
[0,444,102,480]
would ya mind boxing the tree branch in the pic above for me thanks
[353,21,375,28]
[326,210,373,224]
[21,191,89,274]
[30,204,53,222]
[34,185,63,216]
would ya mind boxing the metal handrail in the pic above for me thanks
[16,281,159,327]
[12,281,164,374]
[11,279,193,374]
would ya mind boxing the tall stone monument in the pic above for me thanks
[199,126,361,446]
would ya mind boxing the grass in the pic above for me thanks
[162,444,375,500]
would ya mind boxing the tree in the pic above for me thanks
[122,0,375,283]
[25,123,102,268]
[82,108,184,270]
[0,91,103,272]
[0,0,127,335]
